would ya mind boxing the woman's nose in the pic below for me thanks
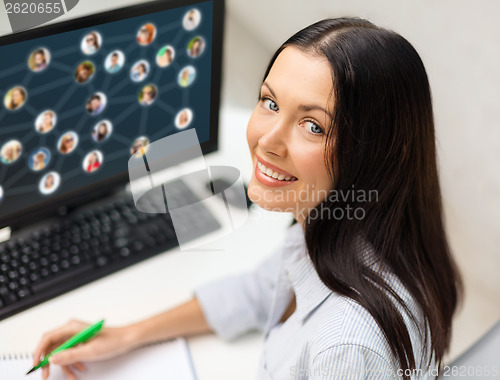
[258,119,289,158]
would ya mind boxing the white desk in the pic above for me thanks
[0,106,292,379]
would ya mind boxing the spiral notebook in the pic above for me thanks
[0,338,197,380]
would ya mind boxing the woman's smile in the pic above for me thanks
[254,154,298,187]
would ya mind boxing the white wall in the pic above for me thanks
[1,0,498,361]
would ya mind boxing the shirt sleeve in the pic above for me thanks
[310,344,396,380]
[193,245,283,341]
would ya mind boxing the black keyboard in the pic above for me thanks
[0,179,220,321]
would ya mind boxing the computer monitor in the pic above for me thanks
[0,0,224,231]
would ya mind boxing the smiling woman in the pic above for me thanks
[33,17,462,380]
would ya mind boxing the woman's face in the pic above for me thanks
[98,123,107,134]
[43,113,52,126]
[139,28,150,44]
[246,46,335,224]
[91,98,100,110]
[35,52,45,65]
[143,88,152,101]
[12,89,23,104]
[86,34,96,47]
[45,175,54,188]
[64,135,74,149]
[5,146,13,158]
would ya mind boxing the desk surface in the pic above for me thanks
[0,106,293,379]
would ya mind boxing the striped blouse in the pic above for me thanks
[194,222,436,379]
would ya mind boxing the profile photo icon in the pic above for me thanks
[74,61,95,84]
[86,92,107,115]
[105,50,125,74]
[35,110,56,134]
[29,147,51,171]
[178,66,196,87]
[92,120,113,142]
[138,84,157,106]
[58,131,78,154]
[28,47,50,72]
[175,108,193,130]
[81,31,102,55]
[130,60,150,82]
[187,36,205,58]
[39,171,61,195]
[4,86,27,111]
[83,150,103,173]
[182,8,201,31]
[156,45,175,68]
[0,140,22,164]
[130,136,149,158]
[137,23,156,46]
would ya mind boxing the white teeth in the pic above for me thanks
[257,161,296,181]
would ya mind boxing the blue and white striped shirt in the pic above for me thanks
[195,223,436,379]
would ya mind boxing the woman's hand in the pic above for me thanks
[33,319,137,380]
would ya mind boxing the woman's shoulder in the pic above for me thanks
[307,293,395,365]
[306,276,431,374]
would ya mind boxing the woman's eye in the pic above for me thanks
[302,120,323,134]
[263,98,279,112]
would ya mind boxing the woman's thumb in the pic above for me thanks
[50,346,93,366]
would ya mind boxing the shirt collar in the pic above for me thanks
[281,224,383,322]
[282,223,333,321]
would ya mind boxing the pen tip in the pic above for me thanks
[26,367,36,375]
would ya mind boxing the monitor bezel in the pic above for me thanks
[0,0,224,231]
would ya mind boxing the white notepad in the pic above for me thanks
[0,338,197,380]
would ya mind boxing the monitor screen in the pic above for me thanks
[0,0,223,229]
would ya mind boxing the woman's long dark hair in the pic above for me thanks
[262,18,462,377]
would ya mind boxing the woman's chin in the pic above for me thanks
[247,181,294,213]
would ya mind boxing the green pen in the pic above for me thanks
[26,319,105,375]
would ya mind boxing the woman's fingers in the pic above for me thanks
[33,320,88,365]
[50,343,95,366]
[61,365,76,380]
[41,364,50,380]
[73,362,86,372]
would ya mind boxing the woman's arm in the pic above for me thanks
[126,296,212,347]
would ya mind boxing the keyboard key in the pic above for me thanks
[31,262,94,294]
[119,247,130,258]
[50,264,59,274]
[96,257,108,267]
[2,292,17,305]
[17,288,31,299]
[8,281,19,292]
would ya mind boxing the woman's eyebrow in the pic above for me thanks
[261,81,332,118]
